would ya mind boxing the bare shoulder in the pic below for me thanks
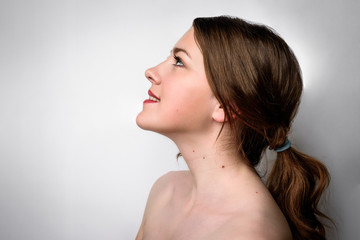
[136,171,191,240]
[216,179,292,240]
[224,200,292,240]
[225,216,292,240]
[154,170,191,185]
[143,170,191,216]
[149,170,191,198]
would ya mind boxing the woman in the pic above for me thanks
[136,16,330,240]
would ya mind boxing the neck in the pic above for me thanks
[168,126,257,206]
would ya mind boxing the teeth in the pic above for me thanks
[149,96,160,102]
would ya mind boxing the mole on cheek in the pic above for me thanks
[222,165,225,168]
[203,157,205,159]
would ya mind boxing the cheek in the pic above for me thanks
[161,86,213,124]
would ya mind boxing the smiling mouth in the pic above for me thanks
[148,96,160,102]
[144,90,160,103]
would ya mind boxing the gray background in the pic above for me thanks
[0,0,359,239]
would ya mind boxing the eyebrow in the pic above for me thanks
[172,47,192,59]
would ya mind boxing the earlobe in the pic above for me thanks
[212,105,226,123]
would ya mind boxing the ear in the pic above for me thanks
[212,104,226,123]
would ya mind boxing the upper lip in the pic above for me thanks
[148,90,160,101]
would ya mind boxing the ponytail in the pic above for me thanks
[267,146,330,240]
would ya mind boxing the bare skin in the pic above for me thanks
[136,28,292,240]
[136,168,292,240]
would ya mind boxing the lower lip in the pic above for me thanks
[143,99,159,104]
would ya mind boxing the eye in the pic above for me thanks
[173,55,184,67]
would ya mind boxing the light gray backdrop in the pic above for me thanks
[0,0,359,239]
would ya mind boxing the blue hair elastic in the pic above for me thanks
[275,139,291,153]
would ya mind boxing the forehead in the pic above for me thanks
[174,27,203,61]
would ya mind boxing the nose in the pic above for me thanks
[145,66,161,85]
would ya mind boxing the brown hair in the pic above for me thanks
[193,16,331,240]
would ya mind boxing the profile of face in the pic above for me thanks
[136,28,221,138]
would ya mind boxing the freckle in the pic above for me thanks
[193,150,195,152]
[256,192,258,194]
[222,165,225,168]
[203,157,205,159]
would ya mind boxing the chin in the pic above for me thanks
[136,112,156,131]
[136,112,182,138]
[136,117,169,138]
[135,113,147,130]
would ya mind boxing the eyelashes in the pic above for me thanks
[173,55,184,67]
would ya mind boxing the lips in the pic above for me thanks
[144,90,160,103]
[148,90,160,101]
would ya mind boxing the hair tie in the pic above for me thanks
[275,139,291,153]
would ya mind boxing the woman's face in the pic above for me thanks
[136,28,218,137]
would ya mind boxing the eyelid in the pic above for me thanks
[170,49,188,60]
[171,47,191,59]
[173,54,184,66]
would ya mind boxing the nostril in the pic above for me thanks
[145,68,154,81]
[145,67,160,84]
[146,75,155,83]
